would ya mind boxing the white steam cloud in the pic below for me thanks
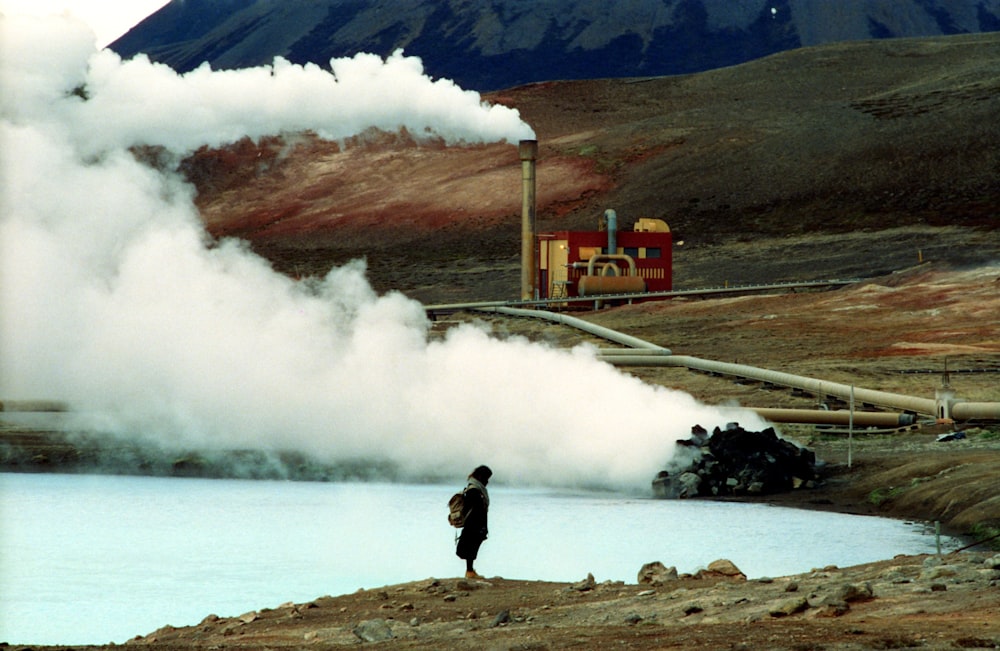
[0,14,764,490]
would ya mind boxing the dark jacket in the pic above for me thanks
[455,486,488,560]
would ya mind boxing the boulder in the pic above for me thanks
[638,561,678,585]
[696,559,747,581]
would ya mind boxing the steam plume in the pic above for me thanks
[0,14,764,490]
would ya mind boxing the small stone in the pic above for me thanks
[677,472,701,497]
[920,565,958,581]
[491,609,511,627]
[352,618,394,643]
[624,612,643,625]
[811,602,850,618]
[770,597,809,617]
[837,582,874,603]
[571,573,597,591]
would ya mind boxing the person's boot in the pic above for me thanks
[465,570,484,579]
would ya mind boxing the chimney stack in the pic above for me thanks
[519,139,538,301]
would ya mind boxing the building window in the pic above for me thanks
[646,248,661,259]
[624,247,639,258]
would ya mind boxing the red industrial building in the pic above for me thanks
[536,210,673,301]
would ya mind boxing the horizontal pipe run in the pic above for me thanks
[749,408,916,427]
[606,354,939,415]
[951,402,1000,421]
[422,279,862,314]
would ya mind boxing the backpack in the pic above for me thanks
[447,489,468,528]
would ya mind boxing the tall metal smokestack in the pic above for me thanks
[519,139,538,301]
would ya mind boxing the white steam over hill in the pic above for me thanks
[0,14,764,490]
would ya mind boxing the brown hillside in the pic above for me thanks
[188,32,1000,303]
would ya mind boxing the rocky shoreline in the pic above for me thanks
[20,552,999,650]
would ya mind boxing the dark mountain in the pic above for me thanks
[110,0,1000,91]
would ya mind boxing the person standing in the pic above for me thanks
[456,465,492,579]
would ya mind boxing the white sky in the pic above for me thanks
[0,0,170,47]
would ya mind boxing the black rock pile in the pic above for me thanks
[652,423,822,498]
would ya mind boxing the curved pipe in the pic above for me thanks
[476,306,669,352]
[587,254,637,277]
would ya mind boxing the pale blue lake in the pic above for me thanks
[0,472,952,645]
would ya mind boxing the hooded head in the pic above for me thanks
[470,465,493,485]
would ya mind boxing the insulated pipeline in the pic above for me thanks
[749,408,916,427]
[604,354,939,415]
[474,307,1000,422]
[477,306,669,352]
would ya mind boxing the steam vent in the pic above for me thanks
[652,424,822,498]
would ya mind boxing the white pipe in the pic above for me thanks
[750,407,915,427]
[608,354,940,415]
[477,306,669,352]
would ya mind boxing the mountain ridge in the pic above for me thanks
[111,0,1000,91]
